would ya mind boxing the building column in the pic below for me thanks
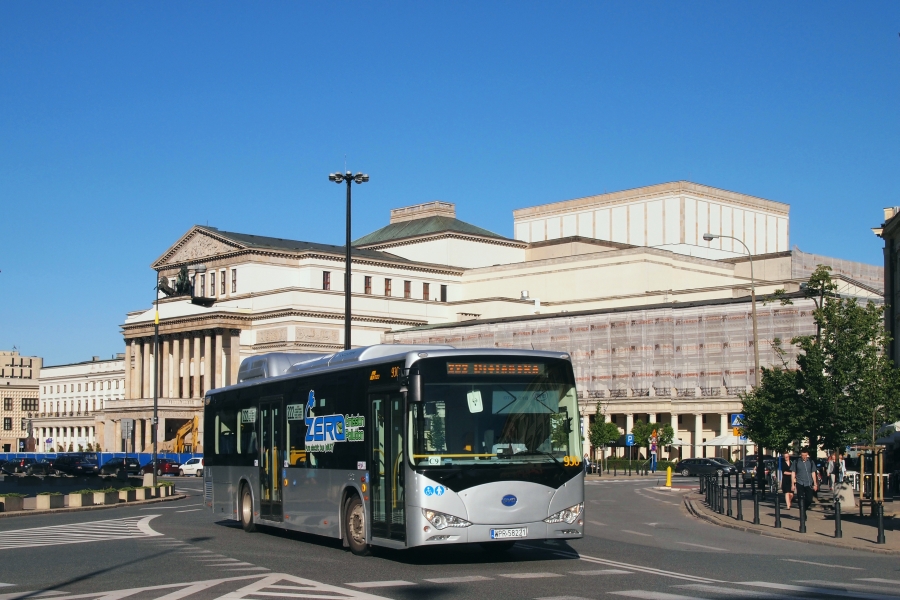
[229,329,241,385]
[172,334,181,399]
[214,329,224,389]
[670,413,680,460]
[193,333,202,398]
[720,413,728,436]
[694,413,703,459]
[158,417,166,445]
[131,339,142,400]
[649,413,657,424]
[124,340,132,401]
[203,331,213,396]
[145,418,152,450]
[181,335,191,399]
[161,336,170,399]
[114,420,122,453]
[142,338,152,399]
[134,419,143,453]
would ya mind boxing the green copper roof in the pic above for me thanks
[353,215,511,246]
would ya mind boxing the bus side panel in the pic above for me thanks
[212,466,256,521]
[283,468,343,538]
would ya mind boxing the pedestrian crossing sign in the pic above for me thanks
[730,413,744,428]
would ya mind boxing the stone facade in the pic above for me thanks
[0,350,42,452]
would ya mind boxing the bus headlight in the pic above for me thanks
[422,508,472,529]
[544,503,583,524]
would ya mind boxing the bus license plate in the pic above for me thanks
[490,528,527,539]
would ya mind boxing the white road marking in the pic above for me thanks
[621,530,653,537]
[860,579,900,584]
[609,591,703,600]
[537,596,592,600]
[796,581,900,594]
[588,520,606,526]
[571,570,631,575]
[500,573,562,579]
[176,509,203,513]
[740,581,900,600]
[424,576,492,583]
[786,559,863,570]
[0,515,161,550]
[521,545,722,583]
[207,562,254,567]
[346,580,416,588]
[675,542,728,552]
[215,573,387,599]
[226,567,269,571]
[676,584,793,598]
[141,504,202,510]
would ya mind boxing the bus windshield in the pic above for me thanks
[410,358,581,467]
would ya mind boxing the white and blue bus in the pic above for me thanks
[203,344,584,555]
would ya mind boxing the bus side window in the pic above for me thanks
[215,409,237,456]
[286,401,308,467]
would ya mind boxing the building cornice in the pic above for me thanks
[513,181,790,221]
[357,231,527,253]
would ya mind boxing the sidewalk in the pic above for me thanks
[0,494,188,518]
[684,487,899,555]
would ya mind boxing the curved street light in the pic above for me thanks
[329,171,369,350]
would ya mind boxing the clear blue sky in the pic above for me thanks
[2,3,898,365]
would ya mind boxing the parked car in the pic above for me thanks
[141,458,181,476]
[1,458,38,475]
[675,458,737,477]
[26,459,53,476]
[50,455,99,476]
[741,458,776,484]
[179,457,203,477]
[99,457,142,476]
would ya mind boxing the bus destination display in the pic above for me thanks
[446,362,544,376]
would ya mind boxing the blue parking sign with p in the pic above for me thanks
[625,434,635,446]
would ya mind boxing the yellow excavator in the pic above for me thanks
[174,416,199,453]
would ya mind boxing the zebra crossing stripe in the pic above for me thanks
[0,515,162,550]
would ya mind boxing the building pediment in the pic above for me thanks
[152,227,245,269]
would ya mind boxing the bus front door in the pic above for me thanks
[369,392,406,542]
[259,399,283,522]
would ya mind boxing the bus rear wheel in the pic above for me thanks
[345,495,370,556]
[240,485,256,533]
[480,541,515,553]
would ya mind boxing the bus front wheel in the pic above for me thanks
[345,495,370,556]
[240,485,256,533]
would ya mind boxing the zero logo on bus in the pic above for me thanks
[306,390,346,444]
[300,390,365,453]
[501,494,517,506]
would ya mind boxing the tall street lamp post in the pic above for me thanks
[703,233,760,388]
[328,171,369,350]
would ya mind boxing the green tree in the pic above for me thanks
[631,420,674,453]
[742,265,900,454]
[588,409,621,457]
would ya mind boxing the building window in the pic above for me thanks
[441,284,448,302]
[232,269,237,293]
[191,275,196,295]
[115,380,119,389]
[364,276,372,295]
[77,383,81,392]
[200,274,206,297]
[323,271,331,290]
[3,398,11,411]
[423,283,430,300]
[20,418,26,431]
[92,382,96,391]
[221,270,226,295]
[384,278,392,296]
[404,280,411,299]
[21,398,37,412]
[209,272,216,296]
[3,418,10,431]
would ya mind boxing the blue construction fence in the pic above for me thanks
[0,452,202,467]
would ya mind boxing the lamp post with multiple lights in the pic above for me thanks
[703,233,760,388]
[328,171,369,350]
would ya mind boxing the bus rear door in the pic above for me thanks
[259,397,283,522]
[369,392,406,542]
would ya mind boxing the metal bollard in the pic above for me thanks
[774,490,781,528]
[719,480,725,514]
[614,465,617,477]
[736,487,743,521]
[752,491,760,524]
[799,494,807,533]
[726,480,733,517]
[877,502,886,544]
[834,497,842,538]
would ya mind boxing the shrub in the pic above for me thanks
[0,493,26,498]
[38,492,62,496]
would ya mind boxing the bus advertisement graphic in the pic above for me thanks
[300,390,364,453]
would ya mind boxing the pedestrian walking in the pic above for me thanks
[835,453,845,484]
[826,454,837,490]
[781,453,794,509]
[791,448,818,511]
[649,430,658,473]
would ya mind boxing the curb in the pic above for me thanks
[0,493,189,519]
[683,495,900,556]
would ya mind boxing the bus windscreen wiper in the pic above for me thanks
[514,450,562,466]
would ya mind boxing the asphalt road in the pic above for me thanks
[0,476,898,600]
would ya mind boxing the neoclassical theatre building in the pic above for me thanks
[114,181,883,458]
